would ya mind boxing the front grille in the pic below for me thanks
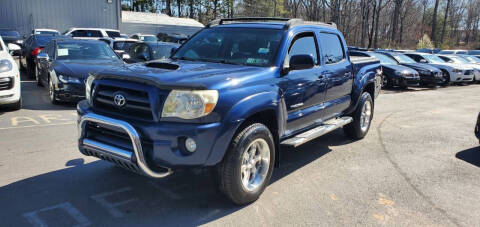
[84,122,153,154]
[0,77,13,91]
[93,84,154,121]
[464,70,472,75]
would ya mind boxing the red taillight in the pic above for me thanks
[31,47,44,56]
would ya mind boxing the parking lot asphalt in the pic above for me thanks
[0,62,479,226]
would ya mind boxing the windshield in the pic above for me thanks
[113,41,136,51]
[392,54,416,63]
[450,56,469,63]
[468,50,480,55]
[424,54,445,63]
[152,45,174,60]
[463,55,480,63]
[35,31,59,35]
[173,28,283,67]
[36,36,56,46]
[370,52,397,64]
[56,42,119,60]
[140,36,157,42]
[0,30,19,37]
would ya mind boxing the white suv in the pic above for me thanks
[64,28,121,39]
[0,36,21,110]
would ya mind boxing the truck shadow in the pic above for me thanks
[0,130,352,226]
[455,146,480,167]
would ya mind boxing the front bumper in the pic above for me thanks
[55,82,85,102]
[396,76,420,87]
[77,101,224,177]
[0,71,21,105]
[418,72,444,85]
[451,72,474,83]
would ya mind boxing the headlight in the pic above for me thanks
[162,90,218,119]
[0,59,13,73]
[85,74,95,104]
[452,68,462,73]
[58,74,81,83]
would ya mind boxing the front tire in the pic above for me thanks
[344,92,373,140]
[48,77,59,105]
[441,70,450,86]
[218,123,275,205]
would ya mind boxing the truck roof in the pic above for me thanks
[206,17,337,30]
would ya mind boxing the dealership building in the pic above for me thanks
[0,0,204,36]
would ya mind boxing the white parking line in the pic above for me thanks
[23,202,91,227]
[90,187,138,218]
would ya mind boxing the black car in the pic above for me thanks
[350,51,420,88]
[376,51,444,86]
[0,29,23,45]
[20,34,69,77]
[476,112,480,143]
[126,42,179,63]
[36,39,125,104]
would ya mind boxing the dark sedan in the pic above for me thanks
[20,34,69,77]
[36,39,124,104]
[476,112,480,144]
[350,51,420,88]
[0,29,23,45]
[126,42,179,63]
[376,51,444,86]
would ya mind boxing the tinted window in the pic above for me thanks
[318,33,345,64]
[0,30,20,37]
[405,54,422,62]
[173,28,282,67]
[35,31,59,35]
[456,51,467,54]
[71,30,102,38]
[128,44,151,60]
[35,36,56,46]
[113,41,136,51]
[56,42,119,60]
[289,35,318,64]
[438,50,453,54]
[391,54,416,63]
[151,44,174,59]
[369,52,397,64]
[106,31,120,38]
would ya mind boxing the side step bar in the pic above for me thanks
[280,117,353,147]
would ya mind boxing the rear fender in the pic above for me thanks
[205,91,282,166]
[345,63,380,114]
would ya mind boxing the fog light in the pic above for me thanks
[185,137,196,153]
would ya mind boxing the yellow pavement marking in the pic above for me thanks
[378,197,395,206]
[0,122,75,131]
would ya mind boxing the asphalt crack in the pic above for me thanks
[376,113,461,227]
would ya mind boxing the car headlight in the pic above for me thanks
[58,74,81,84]
[162,90,218,119]
[452,68,462,73]
[0,59,13,73]
[85,74,95,104]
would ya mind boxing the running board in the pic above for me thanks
[281,117,353,147]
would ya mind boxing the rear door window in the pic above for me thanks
[318,33,345,64]
[71,30,102,38]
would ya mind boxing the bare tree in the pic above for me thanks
[431,0,440,46]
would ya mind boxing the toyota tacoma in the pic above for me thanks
[77,18,382,205]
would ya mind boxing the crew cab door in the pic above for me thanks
[318,32,353,118]
[279,32,328,134]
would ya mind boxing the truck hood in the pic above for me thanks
[54,59,124,79]
[95,59,272,90]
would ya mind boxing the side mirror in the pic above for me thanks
[419,59,427,63]
[7,43,21,56]
[288,54,315,71]
[37,52,49,62]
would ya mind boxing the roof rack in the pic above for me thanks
[206,17,337,29]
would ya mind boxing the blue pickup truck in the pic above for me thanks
[77,18,381,205]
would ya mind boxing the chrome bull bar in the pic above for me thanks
[78,113,173,178]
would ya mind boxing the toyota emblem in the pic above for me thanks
[113,93,126,107]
